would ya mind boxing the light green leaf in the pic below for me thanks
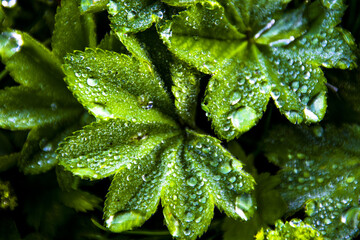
[0,86,82,130]
[63,48,176,121]
[52,0,96,60]
[160,0,357,139]
[264,124,360,239]
[171,59,201,128]
[0,30,72,98]
[58,119,181,179]
[115,32,152,63]
[256,219,324,240]
[80,0,109,14]
[108,0,164,34]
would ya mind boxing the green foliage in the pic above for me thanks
[255,219,324,240]
[0,0,359,239]
[264,124,360,239]
[159,0,357,140]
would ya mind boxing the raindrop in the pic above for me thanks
[127,10,137,21]
[235,194,254,221]
[184,212,195,222]
[106,210,146,232]
[229,107,258,133]
[87,78,98,86]
[220,162,232,174]
[186,177,197,187]
[0,31,23,59]
[229,90,242,105]
[303,71,311,80]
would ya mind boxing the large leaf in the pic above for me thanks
[63,48,176,121]
[58,122,256,239]
[159,0,357,140]
[264,124,360,239]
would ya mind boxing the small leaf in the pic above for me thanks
[108,0,165,34]
[256,219,324,240]
[0,86,82,130]
[63,48,175,121]
[97,32,127,53]
[264,124,360,239]
[52,0,96,60]
[60,190,102,212]
[80,0,109,14]
[171,59,201,128]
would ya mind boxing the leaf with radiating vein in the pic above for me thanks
[63,48,175,121]
[159,0,357,140]
[264,124,360,239]
[171,59,201,128]
[52,0,96,60]
[80,0,109,14]
[0,86,82,130]
[108,0,164,34]
[58,119,181,179]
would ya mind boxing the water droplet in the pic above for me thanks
[303,71,311,80]
[184,228,191,236]
[299,85,308,93]
[184,212,195,222]
[90,104,114,118]
[271,89,281,100]
[235,194,254,221]
[304,93,326,123]
[321,39,328,47]
[186,177,197,187]
[220,162,231,174]
[229,176,236,183]
[229,107,258,133]
[87,78,98,86]
[127,10,136,21]
[0,31,23,59]
[106,211,146,232]
[229,90,242,105]
[1,0,16,8]
[291,81,300,91]
[341,207,360,228]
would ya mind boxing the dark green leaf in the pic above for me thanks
[0,152,19,172]
[97,32,127,53]
[264,124,360,239]
[60,190,102,212]
[0,86,81,130]
[52,0,96,60]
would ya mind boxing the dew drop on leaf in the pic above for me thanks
[1,0,16,8]
[86,78,98,86]
[229,107,258,133]
[235,193,254,221]
[341,207,360,228]
[106,211,147,232]
[0,31,23,59]
[186,177,197,187]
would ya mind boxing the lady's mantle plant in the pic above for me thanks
[0,0,359,239]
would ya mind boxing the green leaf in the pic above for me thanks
[80,0,109,14]
[63,48,176,121]
[108,0,164,34]
[19,122,83,175]
[255,219,324,240]
[58,119,181,179]
[0,30,71,98]
[52,0,96,60]
[0,86,81,130]
[171,59,201,128]
[60,190,102,212]
[160,0,357,139]
[264,124,360,239]
[97,32,127,53]
[0,153,19,172]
